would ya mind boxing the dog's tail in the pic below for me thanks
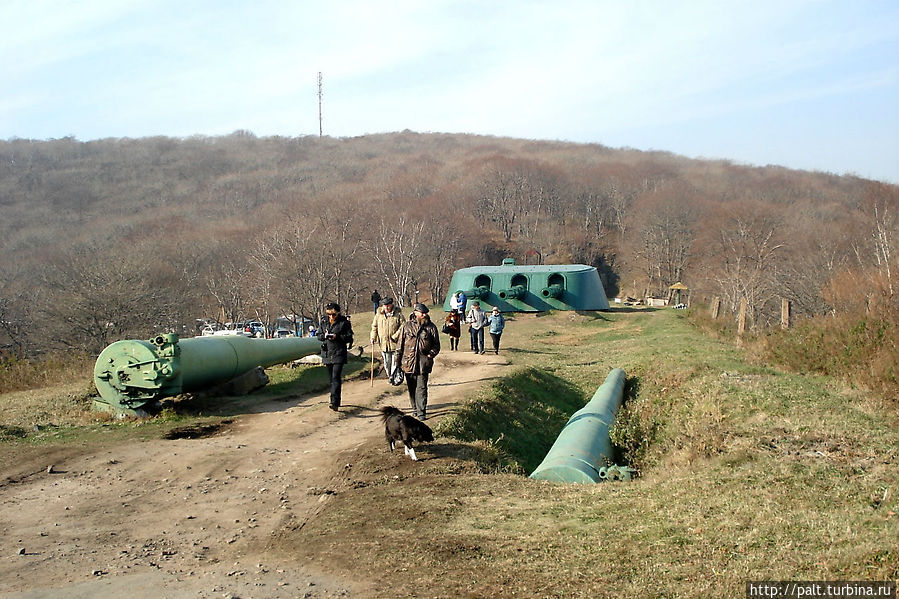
[379,405,404,423]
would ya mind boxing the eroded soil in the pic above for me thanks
[0,349,505,598]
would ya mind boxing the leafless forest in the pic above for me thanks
[0,131,896,359]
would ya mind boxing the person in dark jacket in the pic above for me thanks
[397,303,440,420]
[443,309,462,350]
[370,290,381,313]
[317,302,354,411]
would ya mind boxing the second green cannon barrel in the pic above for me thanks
[529,368,626,483]
[541,284,563,299]
[94,333,322,415]
[461,286,489,300]
[498,285,526,300]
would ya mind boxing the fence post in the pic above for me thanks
[710,296,721,319]
[781,298,792,329]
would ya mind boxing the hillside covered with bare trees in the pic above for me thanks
[0,131,896,361]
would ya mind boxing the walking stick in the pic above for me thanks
[370,343,375,387]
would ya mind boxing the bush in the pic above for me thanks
[762,312,898,399]
[0,352,93,394]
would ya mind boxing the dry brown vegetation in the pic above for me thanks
[0,132,896,368]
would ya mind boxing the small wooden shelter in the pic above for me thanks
[668,282,689,306]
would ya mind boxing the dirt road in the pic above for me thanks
[0,348,505,598]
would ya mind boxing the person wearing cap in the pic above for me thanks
[370,297,404,381]
[486,306,506,355]
[466,300,488,354]
[397,303,441,420]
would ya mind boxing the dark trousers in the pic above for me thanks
[469,326,484,353]
[450,335,459,350]
[326,362,344,407]
[490,332,502,353]
[405,372,429,419]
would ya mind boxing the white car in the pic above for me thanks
[212,329,253,337]
[246,321,266,337]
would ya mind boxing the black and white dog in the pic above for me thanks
[379,406,434,461]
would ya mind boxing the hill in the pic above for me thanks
[0,132,896,359]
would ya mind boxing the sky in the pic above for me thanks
[1,0,898,183]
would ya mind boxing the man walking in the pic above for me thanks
[370,290,382,313]
[466,300,487,354]
[317,302,354,411]
[370,297,404,382]
[397,303,440,420]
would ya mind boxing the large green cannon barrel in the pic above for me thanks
[529,368,626,483]
[498,285,526,300]
[541,284,563,299]
[461,286,489,300]
[93,333,321,415]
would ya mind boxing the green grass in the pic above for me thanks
[286,307,899,598]
[0,354,369,443]
[5,307,899,597]
[435,367,584,473]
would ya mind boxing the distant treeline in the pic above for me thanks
[0,131,896,359]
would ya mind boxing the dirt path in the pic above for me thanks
[0,348,506,598]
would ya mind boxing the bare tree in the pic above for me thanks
[713,213,785,327]
[204,256,248,326]
[367,216,424,307]
[275,223,330,326]
[866,184,896,301]
[635,201,695,296]
[319,210,362,311]
[38,245,181,354]
[0,263,37,358]
[477,163,527,243]
[247,236,282,334]
[421,216,461,305]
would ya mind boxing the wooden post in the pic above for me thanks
[710,296,721,319]
[781,298,792,329]
[737,298,748,336]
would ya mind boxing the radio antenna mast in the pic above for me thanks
[317,72,323,137]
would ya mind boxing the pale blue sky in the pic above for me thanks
[2,0,897,182]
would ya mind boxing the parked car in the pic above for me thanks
[246,321,265,338]
[273,328,294,338]
[213,329,253,337]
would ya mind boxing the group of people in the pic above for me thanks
[318,292,506,422]
[321,297,440,421]
[445,292,505,355]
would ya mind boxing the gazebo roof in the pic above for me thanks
[669,281,689,290]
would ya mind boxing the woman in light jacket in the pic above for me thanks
[486,306,506,355]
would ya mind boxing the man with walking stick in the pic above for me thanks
[370,297,404,383]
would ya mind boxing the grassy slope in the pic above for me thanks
[0,355,369,444]
[282,308,899,598]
